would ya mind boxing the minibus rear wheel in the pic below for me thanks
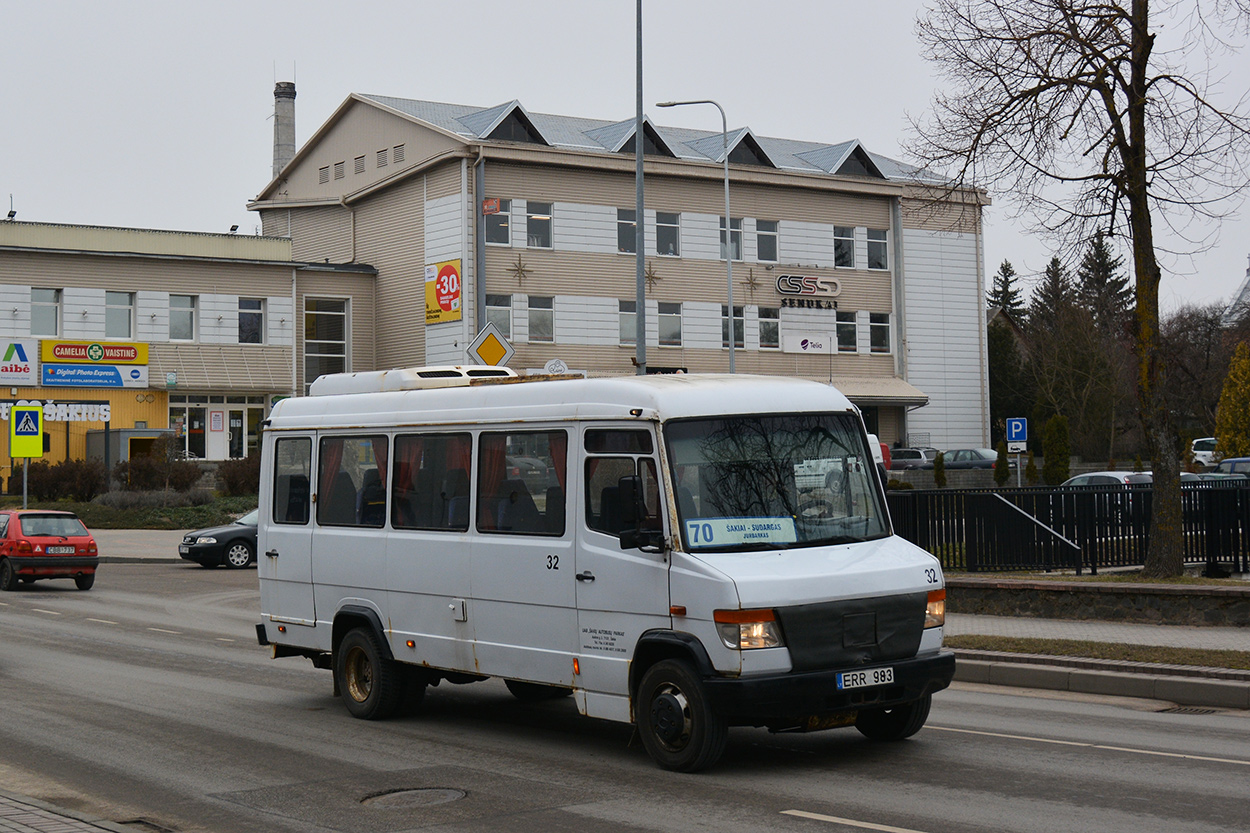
[636,659,728,772]
[336,627,403,720]
[854,694,932,741]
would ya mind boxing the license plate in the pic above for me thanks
[837,667,894,690]
[46,546,75,554]
[179,546,190,554]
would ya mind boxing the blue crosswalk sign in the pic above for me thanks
[1006,418,1027,443]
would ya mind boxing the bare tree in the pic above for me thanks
[911,0,1250,576]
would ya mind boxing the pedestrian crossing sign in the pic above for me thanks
[10,405,43,458]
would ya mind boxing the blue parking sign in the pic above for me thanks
[1006,418,1027,443]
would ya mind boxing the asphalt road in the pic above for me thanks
[1,564,1248,833]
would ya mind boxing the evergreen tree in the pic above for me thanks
[1215,342,1250,458]
[1041,415,1071,485]
[987,259,1025,317]
[1028,256,1074,334]
[994,441,1011,487]
[1075,232,1133,332]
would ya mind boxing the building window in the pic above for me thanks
[239,298,265,344]
[836,310,857,352]
[656,211,680,256]
[867,228,889,270]
[376,149,388,168]
[756,220,778,262]
[658,302,682,346]
[720,216,743,261]
[304,298,348,392]
[721,305,744,349]
[169,295,196,341]
[393,144,405,164]
[486,294,512,339]
[759,307,780,349]
[30,288,60,337]
[834,226,855,268]
[354,155,365,175]
[870,312,891,353]
[105,291,133,339]
[528,296,554,342]
[319,166,330,184]
[617,208,636,254]
[333,161,345,180]
[619,300,636,345]
[526,201,553,248]
[485,199,511,245]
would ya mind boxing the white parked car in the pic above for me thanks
[1191,437,1218,468]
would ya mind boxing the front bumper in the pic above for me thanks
[179,543,224,565]
[702,650,955,726]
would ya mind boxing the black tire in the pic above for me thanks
[399,665,429,715]
[223,540,254,569]
[636,659,728,772]
[335,627,403,720]
[855,694,932,741]
[505,679,573,702]
[74,572,96,591]
[0,559,17,591]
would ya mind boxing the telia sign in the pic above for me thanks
[783,334,833,354]
[0,339,39,385]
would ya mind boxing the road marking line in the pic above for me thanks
[147,627,181,634]
[216,638,235,643]
[86,618,118,625]
[930,725,1250,766]
[782,809,930,832]
[32,608,61,615]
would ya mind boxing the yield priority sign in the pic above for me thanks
[468,322,514,367]
[11,405,43,458]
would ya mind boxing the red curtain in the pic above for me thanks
[318,438,343,498]
[394,435,423,492]
[478,434,507,529]
[549,431,567,490]
[371,436,389,482]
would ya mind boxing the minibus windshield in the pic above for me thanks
[665,413,889,551]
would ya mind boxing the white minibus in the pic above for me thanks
[255,367,954,771]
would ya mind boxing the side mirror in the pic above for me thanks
[615,475,664,552]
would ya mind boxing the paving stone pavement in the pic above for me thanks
[947,612,1249,651]
[0,791,126,833]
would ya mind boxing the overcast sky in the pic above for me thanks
[4,0,1248,312]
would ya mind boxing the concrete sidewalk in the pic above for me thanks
[0,789,130,833]
[93,528,188,562]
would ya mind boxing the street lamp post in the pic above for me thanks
[656,99,734,373]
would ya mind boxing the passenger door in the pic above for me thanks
[574,427,671,712]
[259,435,316,625]
[469,429,576,685]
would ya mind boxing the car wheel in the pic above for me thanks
[224,540,254,569]
[74,572,95,591]
[0,559,17,592]
[504,679,573,702]
[855,693,932,741]
[335,627,402,720]
[636,659,728,772]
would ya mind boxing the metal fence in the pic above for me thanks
[885,481,1250,575]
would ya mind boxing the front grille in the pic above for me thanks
[775,592,927,672]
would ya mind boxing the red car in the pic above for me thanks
[0,510,99,591]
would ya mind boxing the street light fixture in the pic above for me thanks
[656,98,735,373]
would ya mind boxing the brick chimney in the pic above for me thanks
[272,81,297,179]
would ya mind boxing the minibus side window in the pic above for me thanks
[585,457,660,535]
[317,435,388,528]
[273,437,311,525]
[391,432,473,531]
[477,430,567,536]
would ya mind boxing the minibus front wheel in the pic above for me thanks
[335,627,403,720]
[637,659,728,772]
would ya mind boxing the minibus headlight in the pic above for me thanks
[925,589,946,629]
[196,536,218,545]
[714,609,784,650]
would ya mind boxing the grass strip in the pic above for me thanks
[945,634,1250,671]
[947,571,1245,586]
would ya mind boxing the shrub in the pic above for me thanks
[886,478,914,490]
[114,436,203,492]
[1025,451,1039,485]
[25,460,56,501]
[994,440,1010,487]
[218,455,261,496]
[933,451,947,488]
[1042,415,1071,485]
[57,458,108,502]
[92,489,215,510]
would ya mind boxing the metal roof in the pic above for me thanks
[356,94,922,182]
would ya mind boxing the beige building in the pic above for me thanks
[249,88,989,448]
[0,221,375,465]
